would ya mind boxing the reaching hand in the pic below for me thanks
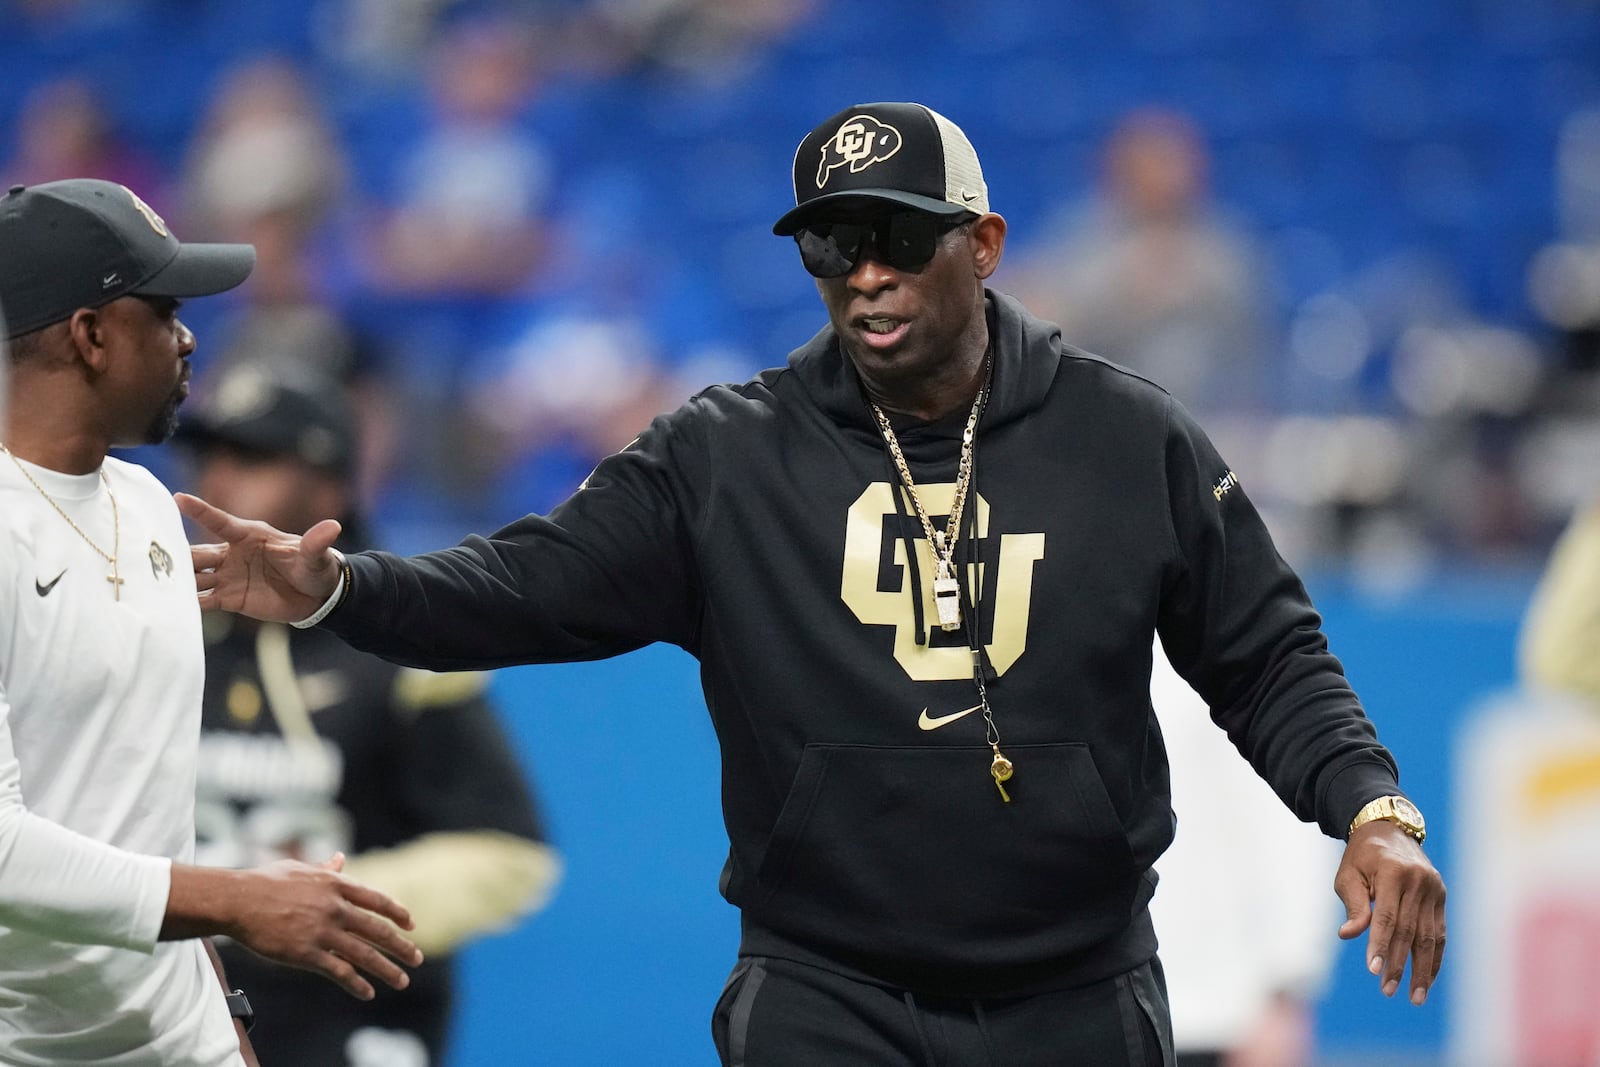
[1334,821,1447,1006]
[176,492,344,623]
[229,854,422,1000]
[166,854,423,1001]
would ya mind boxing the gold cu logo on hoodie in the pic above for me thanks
[840,482,1045,681]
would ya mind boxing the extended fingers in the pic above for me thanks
[175,493,250,541]
[1408,896,1448,1005]
[1367,859,1446,1002]
[310,947,377,1001]
[329,927,415,992]
[340,902,422,967]
[299,895,419,998]
[339,879,416,934]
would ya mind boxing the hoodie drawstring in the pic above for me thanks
[901,992,1003,1066]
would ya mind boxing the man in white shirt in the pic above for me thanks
[0,179,423,1066]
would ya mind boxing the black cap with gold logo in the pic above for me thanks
[0,179,255,340]
[772,102,990,236]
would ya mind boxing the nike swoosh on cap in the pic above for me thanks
[36,569,66,596]
[917,704,982,731]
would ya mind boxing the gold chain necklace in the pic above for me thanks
[869,356,1014,801]
[870,374,985,633]
[2,444,124,600]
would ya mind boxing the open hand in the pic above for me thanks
[177,492,343,623]
[224,854,423,1001]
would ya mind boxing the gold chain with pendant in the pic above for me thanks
[868,357,1013,800]
[2,444,124,600]
[869,365,986,634]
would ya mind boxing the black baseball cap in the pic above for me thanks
[177,363,355,479]
[772,102,991,236]
[0,179,256,340]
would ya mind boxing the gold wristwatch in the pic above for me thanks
[1348,795,1426,843]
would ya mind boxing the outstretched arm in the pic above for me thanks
[177,492,344,622]
[1334,822,1447,1005]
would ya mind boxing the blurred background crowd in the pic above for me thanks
[6,0,1600,580]
[8,1,1600,1064]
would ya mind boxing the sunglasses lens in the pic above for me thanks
[796,224,865,278]
[881,214,941,272]
[795,214,960,278]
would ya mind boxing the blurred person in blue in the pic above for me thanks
[350,11,568,523]
[0,178,421,1066]
[366,12,553,297]
[181,102,1444,1065]
[179,361,561,1067]
[1149,643,1340,1067]
[1005,108,1274,415]
[462,167,758,518]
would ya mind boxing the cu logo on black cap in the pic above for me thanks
[122,185,169,237]
[816,116,903,188]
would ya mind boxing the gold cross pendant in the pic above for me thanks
[107,568,124,601]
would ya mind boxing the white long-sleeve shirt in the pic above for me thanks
[0,454,241,1066]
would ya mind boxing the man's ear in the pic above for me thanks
[64,306,109,374]
[970,213,1007,281]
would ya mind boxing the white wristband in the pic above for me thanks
[292,549,348,629]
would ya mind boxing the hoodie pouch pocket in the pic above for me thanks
[752,742,1139,967]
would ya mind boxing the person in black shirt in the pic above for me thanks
[179,104,1444,1066]
[179,362,559,1067]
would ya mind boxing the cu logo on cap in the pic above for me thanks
[816,116,903,189]
[122,185,169,237]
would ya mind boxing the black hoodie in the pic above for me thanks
[328,291,1403,998]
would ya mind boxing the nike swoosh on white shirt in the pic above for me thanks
[917,704,982,731]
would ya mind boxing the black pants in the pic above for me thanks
[712,956,1174,1067]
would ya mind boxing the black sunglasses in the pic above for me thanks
[794,212,970,279]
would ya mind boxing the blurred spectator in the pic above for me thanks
[0,75,160,193]
[311,0,460,82]
[460,177,752,516]
[576,0,816,80]
[1149,640,1341,1067]
[178,55,400,506]
[1528,105,1600,380]
[179,362,561,1067]
[181,56,346,242]
[465,305,676,514]
[1004,109,1274,414]
[365,13,554,296]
